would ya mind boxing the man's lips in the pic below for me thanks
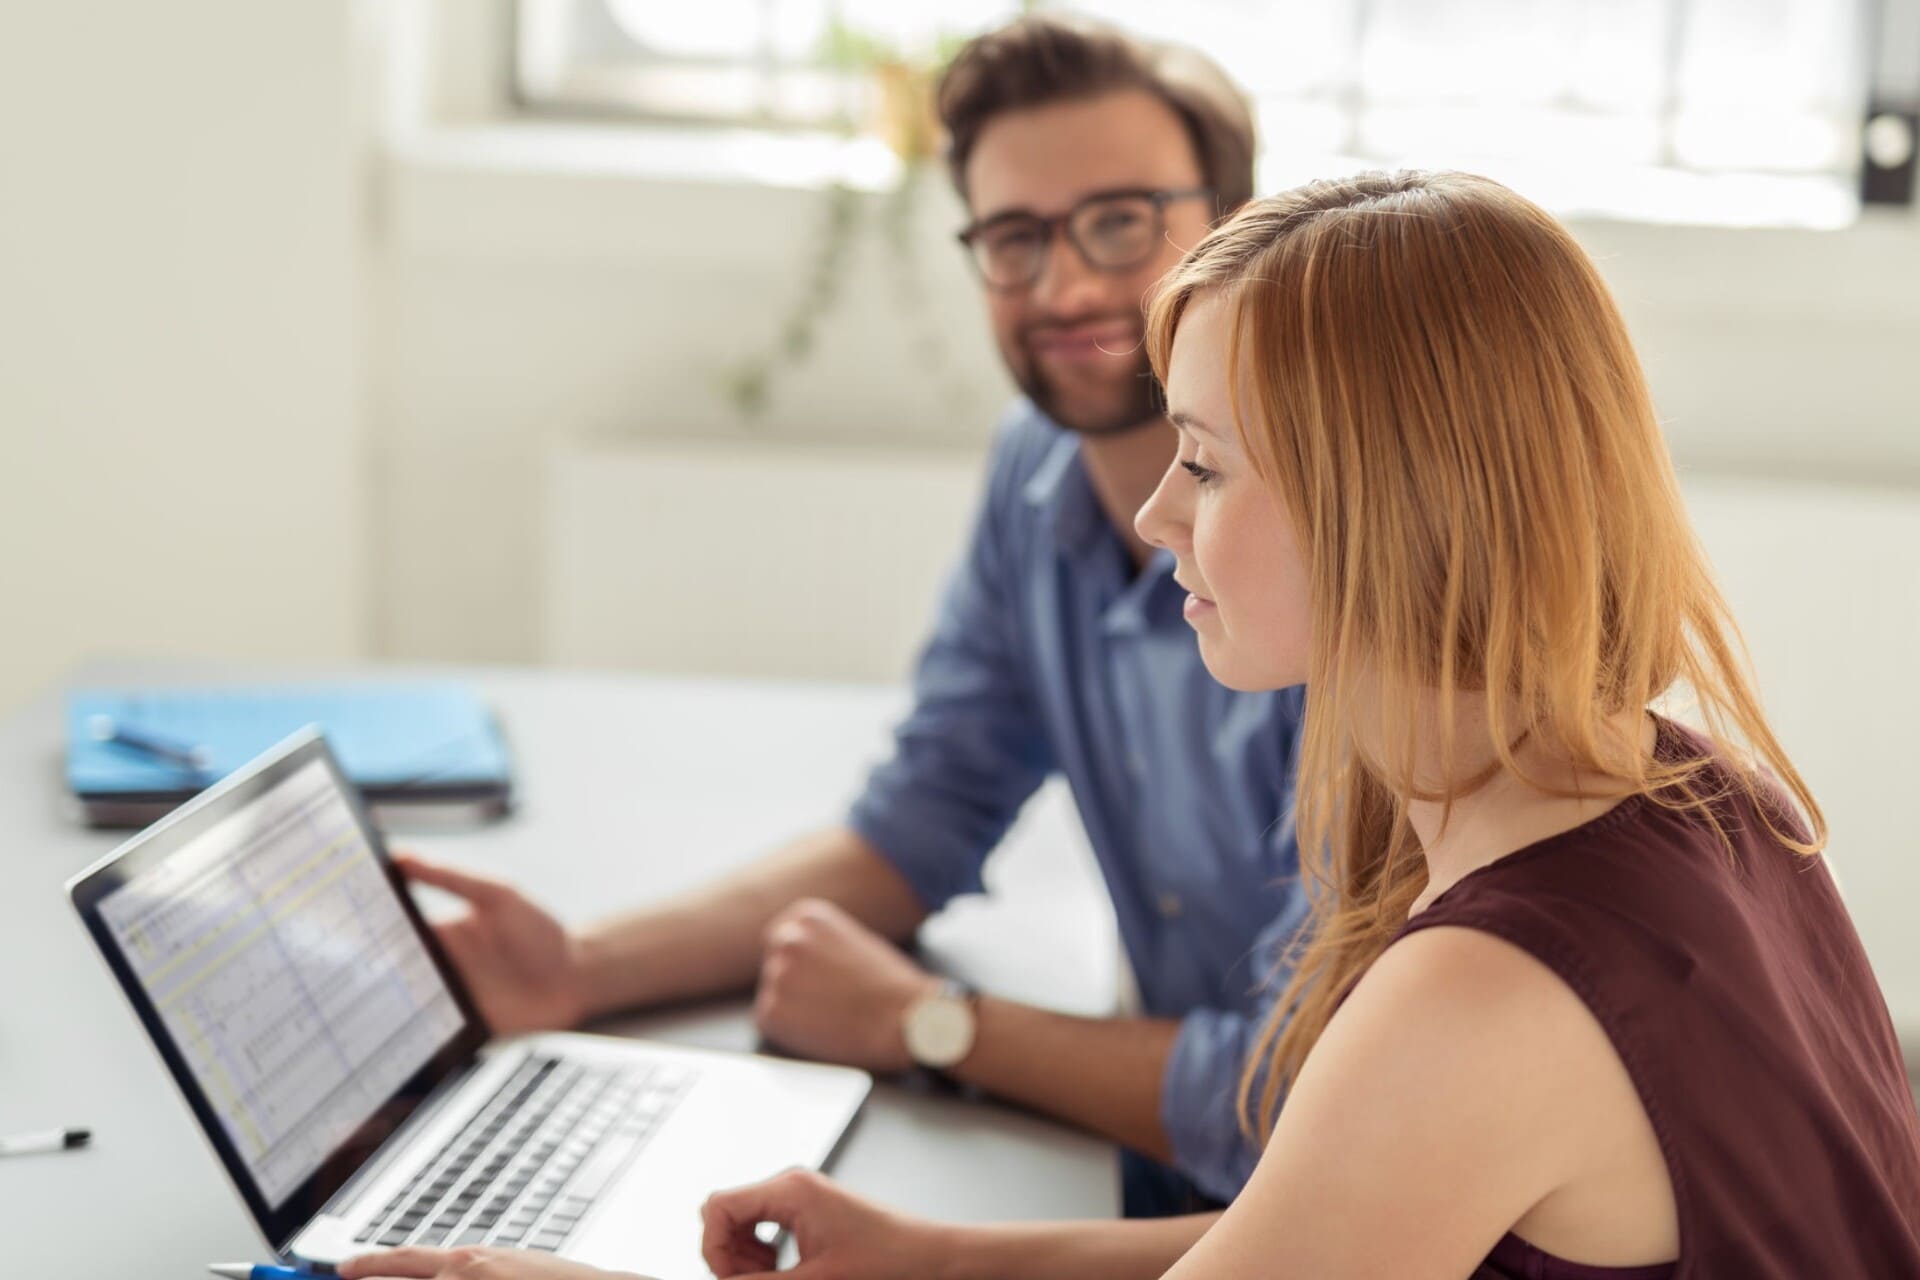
[1026,320,1140,359]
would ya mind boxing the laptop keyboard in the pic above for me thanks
[353,1054,695,1253]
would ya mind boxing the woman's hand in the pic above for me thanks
[338,1246,650,1280]
[702,1169,952,1279]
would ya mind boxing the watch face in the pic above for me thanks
[906,993,975,1069]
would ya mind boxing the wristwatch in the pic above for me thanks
[902,978,978,1070]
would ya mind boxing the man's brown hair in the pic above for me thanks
[935,15,1257,219]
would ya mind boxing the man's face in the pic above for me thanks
[964,90,1216,438]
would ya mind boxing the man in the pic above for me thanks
[403,15,1305,1215]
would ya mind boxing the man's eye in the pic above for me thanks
[984,227,1043,254]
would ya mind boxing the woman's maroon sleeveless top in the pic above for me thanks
[1398,719,1920,1278]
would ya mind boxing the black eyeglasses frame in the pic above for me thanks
[955,186,1217,290]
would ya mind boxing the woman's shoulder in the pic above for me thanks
[1328,923,1627,1122]
[1281,925,1659,1254]
[1358,922,1592,1046]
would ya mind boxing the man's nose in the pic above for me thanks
[1028,231,1110,316]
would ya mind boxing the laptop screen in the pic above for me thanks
[71,732,488,1248]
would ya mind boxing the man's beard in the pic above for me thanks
[1010,341,1163,439]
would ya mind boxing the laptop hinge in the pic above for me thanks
[300,1050,496,1238]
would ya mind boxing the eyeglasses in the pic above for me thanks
[957,187,1216,290]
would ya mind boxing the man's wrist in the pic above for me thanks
[570,927,623,1023]
[926,1221,1001,1280]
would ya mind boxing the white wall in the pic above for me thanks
[1683,479,1920,1034]
[543,439,984,682]
[371,145,1008,662]
[0,2,368,714]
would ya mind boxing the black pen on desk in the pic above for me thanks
[88,714,214,772]
[0,1126,89,1157]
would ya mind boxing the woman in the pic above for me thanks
[343,172,1920,1280]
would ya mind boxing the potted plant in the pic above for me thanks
[719,21,978,420]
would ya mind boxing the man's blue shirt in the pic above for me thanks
[848,400,1308,1200]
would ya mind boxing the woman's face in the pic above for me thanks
[1136,292,1312,693]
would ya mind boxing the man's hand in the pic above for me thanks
[702,1168,950,1279]
[340,1245,649,1280]
[395,853,591,1036]
[753,898,939,1074]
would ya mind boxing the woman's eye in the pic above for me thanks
[1180,459,1219,486]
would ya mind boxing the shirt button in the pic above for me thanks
[1156,890,1184,919]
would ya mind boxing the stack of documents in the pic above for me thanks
[65,682,514,827]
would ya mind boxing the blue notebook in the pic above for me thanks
[66,682,513,826]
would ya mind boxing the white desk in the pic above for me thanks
[0,666,1121,1276]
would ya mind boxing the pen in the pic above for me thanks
[89,713,214,772]
[208,1266,330,1280]
[0,1126,89,1156]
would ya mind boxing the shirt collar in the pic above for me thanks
[1103,546,1181,635]
[1019,423,1182,631]
[1021,432,1103,553]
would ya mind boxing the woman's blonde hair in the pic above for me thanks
[1142,170,1825,1140]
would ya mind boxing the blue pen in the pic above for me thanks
[208,1266,329,1280]
[90,713,214,772]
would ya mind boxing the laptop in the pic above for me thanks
[68,727,870,1279]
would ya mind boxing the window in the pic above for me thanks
[514,0,1874,225]
[516,0,1012,128]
